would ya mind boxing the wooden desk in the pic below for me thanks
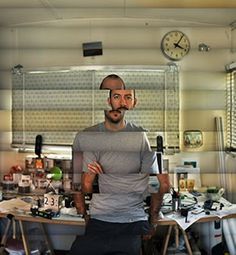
[155,212,236,255]
[0,209,235,255]
[156,212,236,226]
[0,212,85,255]
[6,213,85,226]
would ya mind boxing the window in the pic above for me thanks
[12,66,179,150]
[226,65,236,150]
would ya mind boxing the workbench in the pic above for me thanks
[0,197,235,255]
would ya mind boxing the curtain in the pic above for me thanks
[226,68,236,150]
[225,65,236,202]
[12,66,179,150]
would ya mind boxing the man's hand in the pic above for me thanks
[82,161,103,193]
[150,211,164,224]
[142,212,164,240]
[84,214,90,225]
[142,227,156,240]
[87,161,103,174]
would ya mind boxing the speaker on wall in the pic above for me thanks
[82,41,103,57]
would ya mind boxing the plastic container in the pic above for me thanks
[2,180,15,191]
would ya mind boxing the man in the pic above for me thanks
[70,76,169,254]
[71,74,126,189]
[99,74,126,90]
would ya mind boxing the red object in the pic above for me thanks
[10,165,23,174]
[3,174,13,181]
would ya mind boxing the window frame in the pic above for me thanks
[226,65,236,151]
[11,65,180,152]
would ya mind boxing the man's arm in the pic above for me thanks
[149,192,164,224]
[72,150,95,220]
[73,190,87,215]
[72,150,88,218]
[143,174,170,240]
[73,161,103,223]
[81,171,97,193]
[149,173,170,223]
[157,173,171,194]
[72,172,95,223]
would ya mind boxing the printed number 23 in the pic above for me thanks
[44,196,55,206]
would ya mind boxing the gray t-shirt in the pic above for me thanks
[73,122,159,223]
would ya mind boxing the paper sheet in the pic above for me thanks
[0,198,31,213]
[165,204,236,230]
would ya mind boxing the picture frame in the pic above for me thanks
[183,130,203,148]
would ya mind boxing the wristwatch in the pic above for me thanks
[151,223,158,229]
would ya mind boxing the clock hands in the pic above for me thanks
[174,44,184,50]
[174,34,184,49]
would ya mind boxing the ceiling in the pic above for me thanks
[0,0,236,28]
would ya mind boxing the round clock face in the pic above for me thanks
[161,31,190,61]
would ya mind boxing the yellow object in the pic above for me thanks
[179,174,186,191]
[187,179,195,192]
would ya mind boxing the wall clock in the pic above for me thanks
[161,31,190,61]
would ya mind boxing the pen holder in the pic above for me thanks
[180,208,189,223]
[180,208,189,217]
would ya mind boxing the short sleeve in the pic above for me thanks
[82,151,99,173]
[140,132,159,174]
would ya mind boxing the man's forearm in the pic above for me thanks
[81,172,97,193]
[149,173,170,223]
[72,172,95,215]
[149,192,164,223]
[157,173,170,194]
[73,191,87,215]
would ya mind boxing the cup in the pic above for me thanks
[172,198,179,211]
[64,195,75,208]
[187,179,195,192]
[206,187,224,201]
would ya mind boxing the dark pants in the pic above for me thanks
[69,219,151,255]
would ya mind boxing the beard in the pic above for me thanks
[104,109,124,124]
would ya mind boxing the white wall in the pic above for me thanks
[0,25,236,194]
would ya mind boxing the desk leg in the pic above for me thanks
[162,225,172,255]
[38,223,55,255]
[0,218,12,253]
[180,228,193,255]
[174,225,179,248]
[0,218,11,246]
[18,220,30,255]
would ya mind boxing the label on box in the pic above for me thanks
[44,194,62,211]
